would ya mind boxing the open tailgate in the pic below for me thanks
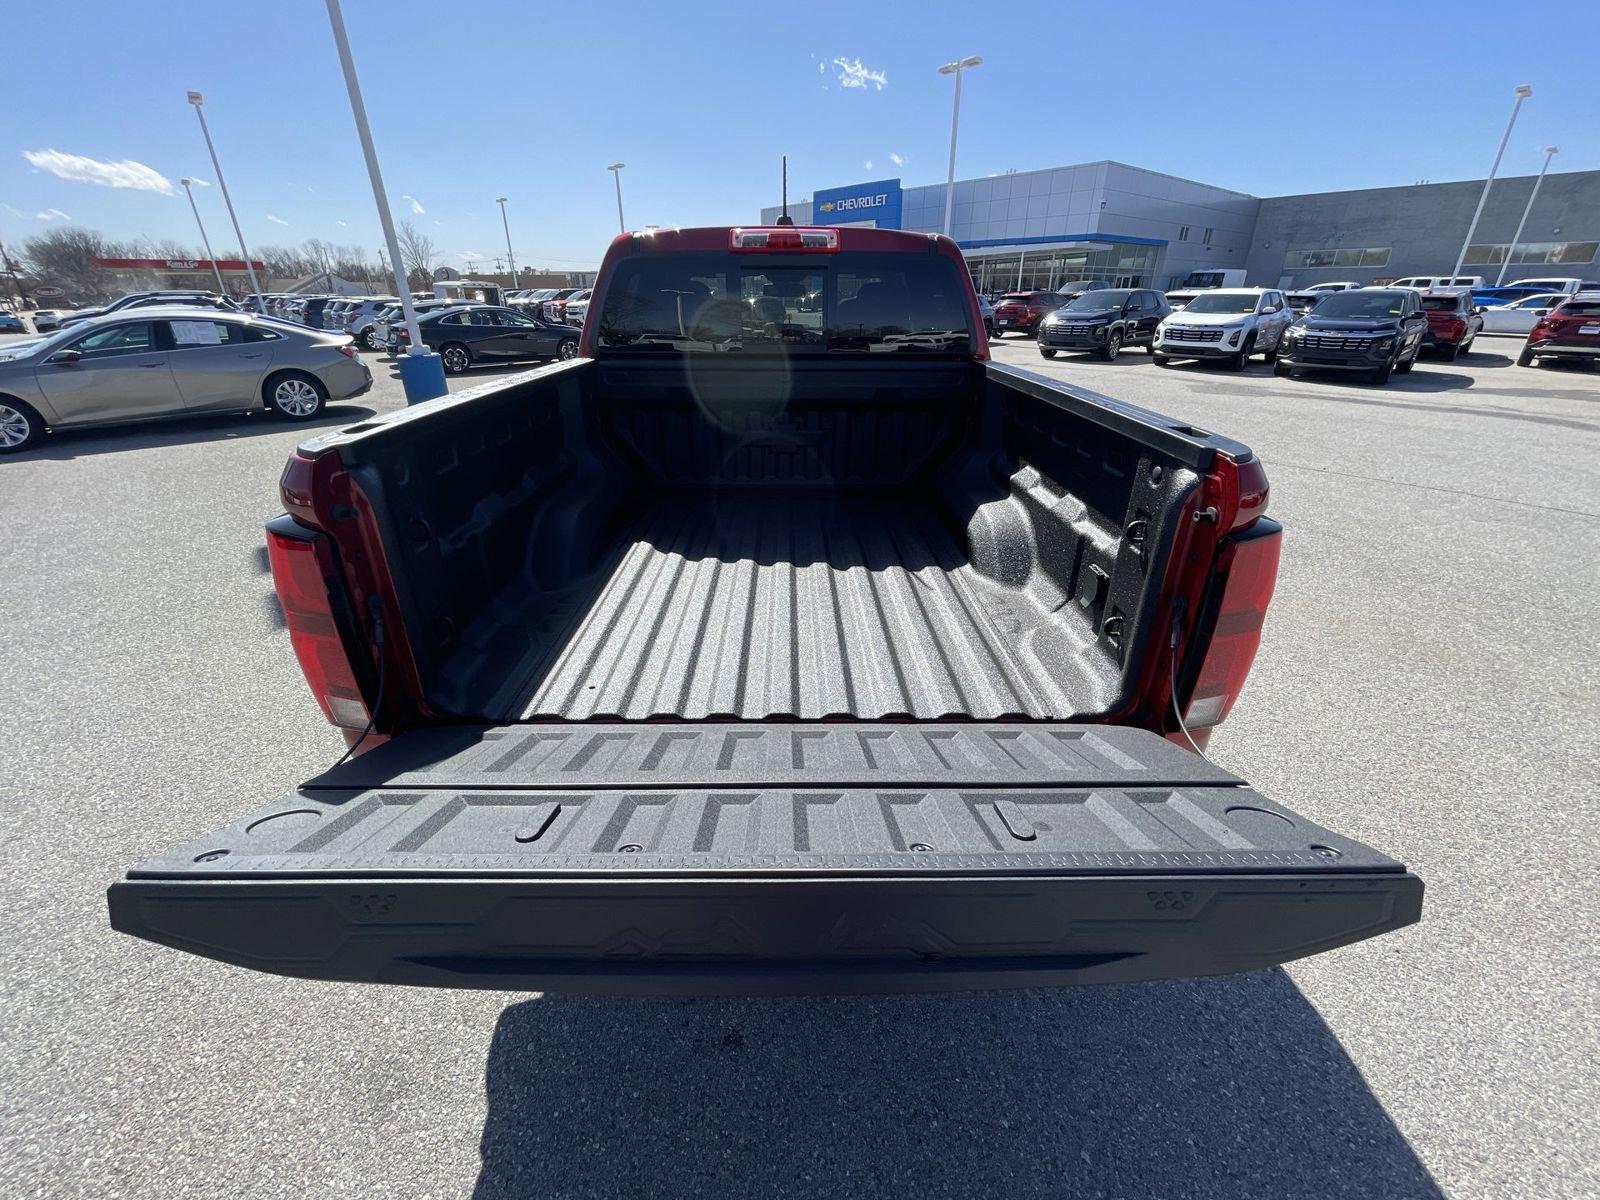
[109,724,1421,995]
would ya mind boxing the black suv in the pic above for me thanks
[1037,288,1169,361]
[1275,288,1426,385]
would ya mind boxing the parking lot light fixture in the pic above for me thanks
[321,0,444,402]
[937,56,982,238]
[495,197,518,288]
[1497,146,1558,287]
[608,163,626,233]
[180,178,228,296]
[1451,84,1532,282]
[185,92,265,309]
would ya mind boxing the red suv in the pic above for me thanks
[1518,294,1600,369]
[992,290,1067,337]
[1419,289,1483,360]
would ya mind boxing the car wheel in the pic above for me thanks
[1394,353,1415,374]
[1460,336,1475,357]
[1273,360,1292,378]
[265,372,327,420]
[1153,353,1171,368]
[1369,358,1394,386]
[358,327,377,351]
[1437,343,1459,362]
[1226,334,1254,371]
[1039,347,1058,360]
[1098,329,1123,362]
[557,338,579,361]
[0,397,44,454]
[440,343,472,374]
[1516,348,1535,367]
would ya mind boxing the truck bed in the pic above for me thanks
[441,491,1095,721]
[339,360,1207,727]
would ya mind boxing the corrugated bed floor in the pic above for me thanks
[481,493,1079,721]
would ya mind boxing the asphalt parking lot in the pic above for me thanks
[2,332,1597,1199]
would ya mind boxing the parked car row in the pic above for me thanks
[503,287,592,326]
[1022,281,1597,383]
[42,290,240,333]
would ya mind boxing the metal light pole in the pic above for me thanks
[321,0,444,401]
[180,178,229,295]
[496,196,518,287]
[608,163,626,233]
[1451,84,1532,282]
[185,92,265,308]
[1497,146,1559,286]
[938,55,982,238]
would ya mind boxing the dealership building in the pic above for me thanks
[761,162,1600,293]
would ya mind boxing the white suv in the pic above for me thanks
[1153,288,1295,370]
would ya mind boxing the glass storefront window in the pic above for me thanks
[1285,247,1391,269]
[966,246,1156,296]
[1464,241,1598,266]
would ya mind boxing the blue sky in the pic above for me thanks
[3,0,1596,270]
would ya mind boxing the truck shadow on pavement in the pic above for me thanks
[10,404,377,461]
[473,969,1444,1200]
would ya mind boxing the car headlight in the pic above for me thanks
[1375,337,1395,351]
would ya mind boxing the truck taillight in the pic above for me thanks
[266,520,370,731]
[729,226,840,252]
[1183,519,1282,730]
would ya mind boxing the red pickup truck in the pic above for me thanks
[109,225,1420,995]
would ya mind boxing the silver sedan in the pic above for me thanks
[0,307,372,454]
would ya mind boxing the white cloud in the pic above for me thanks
[336,220,348,228]
[3,204,26,219]
[22,148,174,194]
[833,57,886,91]
[818,61,825,75]
[864,160,873,170]
[455,251,486,261]
[188,177,211,187]
[403,194,425,214]
[889,152,906,167]
[35,208,71,221]
[265,213,289,226]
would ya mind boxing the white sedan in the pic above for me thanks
[1480,293,1565,335]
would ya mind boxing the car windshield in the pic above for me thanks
[1180,293,1257,314]
[1063,290,1131,311]
[1313,291,1406,318]
[1558,300,1600,316]
[595,250,972,355]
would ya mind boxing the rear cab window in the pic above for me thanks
[595,250,973,355]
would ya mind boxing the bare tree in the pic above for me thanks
[20,227,112,301]
[396,220,439,290]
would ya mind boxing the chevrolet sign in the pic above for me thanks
[810,178,903,229]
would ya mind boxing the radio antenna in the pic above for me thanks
[776,156,795,226]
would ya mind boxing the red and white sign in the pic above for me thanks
[92,257,266,272]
